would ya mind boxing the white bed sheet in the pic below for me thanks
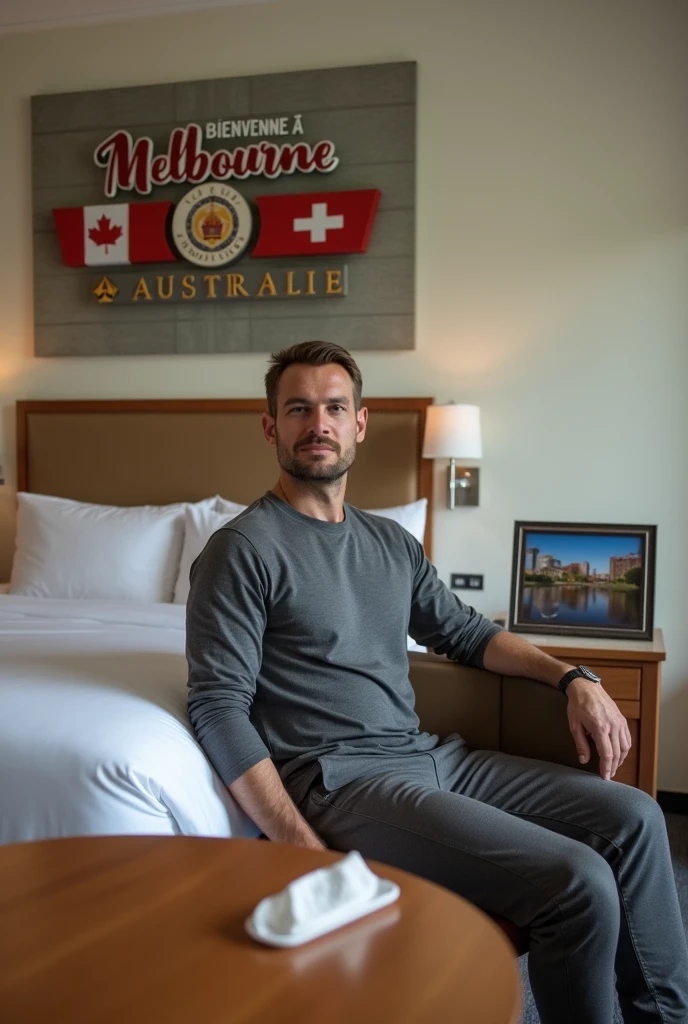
[0,594,261,845]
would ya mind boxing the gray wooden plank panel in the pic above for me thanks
[34,274,178,324]
[31,63,414,134]
[249,62,416,114]
[32,84,176,134]
[33,230,71,276]
[32,124,179,190]
[364,210,414,258]
[177,318,250,353]
[175,78,251,122]
[174,301,240,324]
[35,322,178,356]
[249,315,414,352]
[272,105,415,165]
[324,162,414,210]
[248,258,414,318]
[32,62,416,358]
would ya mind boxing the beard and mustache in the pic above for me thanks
[275,432,357,483]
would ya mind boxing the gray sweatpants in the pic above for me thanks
[289,733,688,1024]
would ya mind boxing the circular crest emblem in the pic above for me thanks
[171,183,252,267]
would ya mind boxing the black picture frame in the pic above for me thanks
[508,521,656,641]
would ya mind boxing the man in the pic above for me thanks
[187,341,688,1023]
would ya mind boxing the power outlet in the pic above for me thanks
[450,573,484,591]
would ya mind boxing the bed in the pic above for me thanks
[1,398,435,844]
[0,595,262,843]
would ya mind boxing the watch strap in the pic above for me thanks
[558,666,601,696]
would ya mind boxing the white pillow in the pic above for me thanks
[214,495,249,515]
[407,636,427,653]
[174,500,247,604]
[362,499,429,653]
[9,492,195,602]
[363,498,427,545]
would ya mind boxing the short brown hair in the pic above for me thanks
[264,340,363,418]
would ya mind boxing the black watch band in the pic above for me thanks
[558,665,602,696]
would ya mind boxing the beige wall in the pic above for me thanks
[1,0,687,789]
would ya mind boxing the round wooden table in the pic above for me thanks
[0,835,521,1023]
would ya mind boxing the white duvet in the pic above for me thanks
[0,594,261,845]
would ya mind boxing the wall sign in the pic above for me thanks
[32,62,416,356]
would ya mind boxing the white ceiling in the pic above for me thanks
[0,0,271,34]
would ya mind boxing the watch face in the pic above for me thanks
[579,666,601,683]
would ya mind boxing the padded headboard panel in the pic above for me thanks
[16,398,434,556]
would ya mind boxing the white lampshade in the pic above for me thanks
[422,404,482,459]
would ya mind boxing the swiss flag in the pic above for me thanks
[52,202,176,267]
[252,189,381,258]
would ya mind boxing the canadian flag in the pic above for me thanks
[252,189,381,258]
[52,202,176,267]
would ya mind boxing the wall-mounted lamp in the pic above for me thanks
[422,403,482,508]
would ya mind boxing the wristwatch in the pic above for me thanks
[558,665,602,696]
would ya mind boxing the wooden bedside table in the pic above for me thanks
[501,628,665,796]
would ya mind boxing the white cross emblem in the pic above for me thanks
[293,203,344,243]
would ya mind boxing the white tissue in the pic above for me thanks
[252,850,382,938]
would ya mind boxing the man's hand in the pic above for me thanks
[566,677,632,780]
[228,757,330,849]
[481,632,634,781]
[298,835,329,852]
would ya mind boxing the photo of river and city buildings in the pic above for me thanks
[518,529,646,631]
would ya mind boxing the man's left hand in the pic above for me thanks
[566,677,632,780]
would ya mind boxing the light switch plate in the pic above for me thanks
[451,573,484,591]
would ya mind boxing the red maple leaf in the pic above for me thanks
[88,215,123,254]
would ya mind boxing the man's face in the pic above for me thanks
[263,363,367,483]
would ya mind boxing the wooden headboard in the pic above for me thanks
[16,398,434,557]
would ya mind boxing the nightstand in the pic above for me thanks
[500,627,665,796]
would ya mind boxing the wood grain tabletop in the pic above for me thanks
[0,835,521,1024]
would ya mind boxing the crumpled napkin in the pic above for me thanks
[251,850,381,939]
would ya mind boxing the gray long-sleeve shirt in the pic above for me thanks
[186,491,502,794]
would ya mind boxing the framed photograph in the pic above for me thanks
[508,521,656,640]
